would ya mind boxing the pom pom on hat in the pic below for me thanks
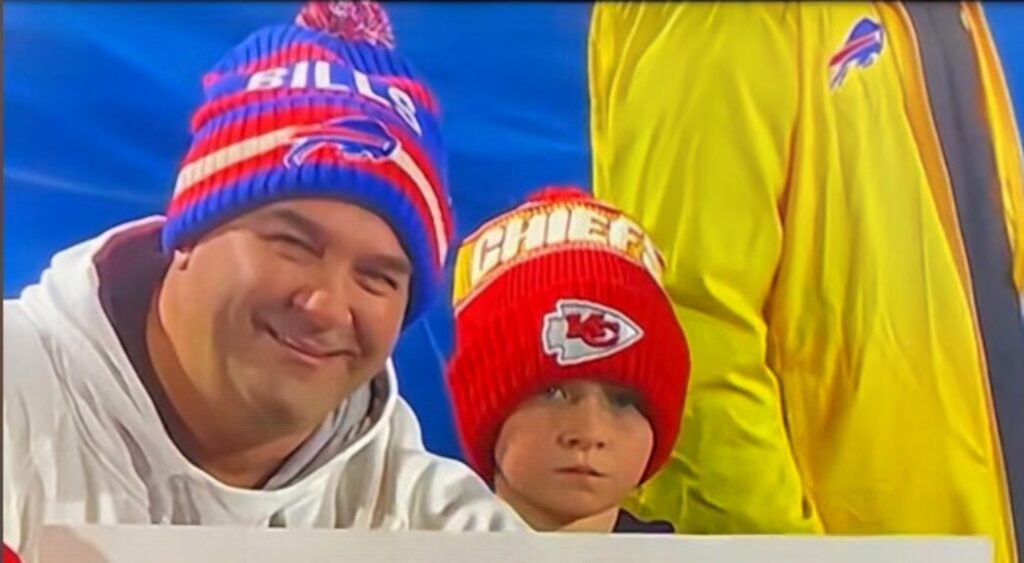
[295,1,397,49]
[524,185,592,204]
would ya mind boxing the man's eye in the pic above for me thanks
[355,270,401,298]
[269,234,317,254]
[369,271,398,290]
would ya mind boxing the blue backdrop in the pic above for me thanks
[4,2,1022,460]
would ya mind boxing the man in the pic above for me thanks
[589,3,1023,563]
[3,2,524,560]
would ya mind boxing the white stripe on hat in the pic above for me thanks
[391,145,448,261]
[174,127,295,196]
[173,124,447,265]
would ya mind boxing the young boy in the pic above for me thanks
[445,186,691,533]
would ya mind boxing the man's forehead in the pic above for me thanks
[246,200,361,234]
[246,204,313,227]
[246,201,412,266]
[247,201,322,224]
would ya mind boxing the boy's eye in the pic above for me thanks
[609,391,641,410]
[543,386,569,401]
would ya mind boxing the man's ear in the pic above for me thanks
[170,246,193,271]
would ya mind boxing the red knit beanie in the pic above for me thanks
[445,186,690,484]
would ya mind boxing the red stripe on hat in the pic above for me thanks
[193,89,290,134]
[180,103,450,236]
[169,146,444,265]
[182,102,368,166]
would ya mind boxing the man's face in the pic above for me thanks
[493,379,654,528]
[168,199,411,429]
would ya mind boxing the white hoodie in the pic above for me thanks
[2,217,525,561]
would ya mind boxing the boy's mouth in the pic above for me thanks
[555,464,605,478]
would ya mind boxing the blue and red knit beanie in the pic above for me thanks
[163,1,452,326]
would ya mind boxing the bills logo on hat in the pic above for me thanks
[542,299,644,366]
[284,116,398,168]
[829,17,884,91]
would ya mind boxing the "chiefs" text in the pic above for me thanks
[468,205,664,289]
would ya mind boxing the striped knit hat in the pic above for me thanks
[163,1,453,326]
[446,187,691,483]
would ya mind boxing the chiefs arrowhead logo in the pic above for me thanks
[542,299,644,366]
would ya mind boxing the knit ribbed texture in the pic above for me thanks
[446,187,691,483]
[163,2,452,326]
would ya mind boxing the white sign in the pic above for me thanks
[38,525,992,563]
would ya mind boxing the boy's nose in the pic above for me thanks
[556,399,610,451]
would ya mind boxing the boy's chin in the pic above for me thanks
[533,490,622,522]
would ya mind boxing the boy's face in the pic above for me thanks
[493,379,654,528]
